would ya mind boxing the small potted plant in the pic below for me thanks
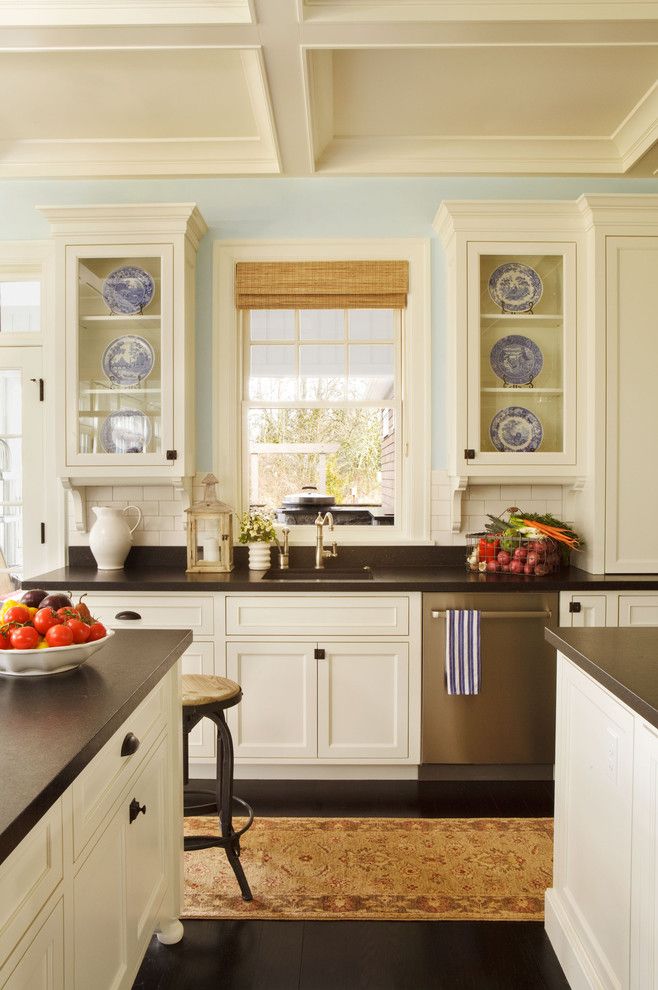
[238,511,277,570]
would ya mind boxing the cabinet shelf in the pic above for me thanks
[481,387,563,394]
[80,315,161,331]
[480,313,563,321]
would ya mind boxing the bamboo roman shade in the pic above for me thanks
[235,260,409,310]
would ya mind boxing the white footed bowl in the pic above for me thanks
[0,628,115,677]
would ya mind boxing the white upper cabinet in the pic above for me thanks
[38,204,207,487]
[435,203,584,493]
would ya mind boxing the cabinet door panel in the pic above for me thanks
[0,901,63,990]
[563,593,609,628]
[619,595,658,628]
[126,737,168,955]
[181,642,216,759]
[606,238,658,571]
[553,656,634,990]
[318,643,409,760]
[226,643,317,759]
[632,721,658,990]
[73,812,127,990]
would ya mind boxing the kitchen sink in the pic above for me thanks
[261,567,374,581]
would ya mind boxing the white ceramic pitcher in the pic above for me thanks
[89,505,142,570]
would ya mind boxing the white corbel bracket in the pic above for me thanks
[175,476,194,514]
[566,477,586,496]
[60,479,87,533]
[450,475,469,534]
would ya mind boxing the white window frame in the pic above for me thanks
[214,238,431,544]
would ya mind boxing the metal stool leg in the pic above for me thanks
[212,712,253,902]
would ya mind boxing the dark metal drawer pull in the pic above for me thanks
[120,732,140,757]
[129,799,147,824]
[115,610,142,620]
[431,609,552,620]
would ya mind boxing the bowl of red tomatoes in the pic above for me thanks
[0,590,112,676]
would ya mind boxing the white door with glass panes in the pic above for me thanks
[0,349,46,585]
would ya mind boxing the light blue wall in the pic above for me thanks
[3,175,658,469]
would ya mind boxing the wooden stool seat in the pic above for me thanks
[182,674,241,708]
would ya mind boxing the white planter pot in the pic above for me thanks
[247,543,272,570]
[89,505,142,570]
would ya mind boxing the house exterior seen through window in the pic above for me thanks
[243,307,400,526]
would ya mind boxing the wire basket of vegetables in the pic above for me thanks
[465,508,582,576]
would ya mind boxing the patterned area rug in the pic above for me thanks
[183,816,553,921]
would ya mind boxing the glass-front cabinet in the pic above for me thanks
[40,204,207,485]
[436,200,582,489]
[468,241,576,467]
[70,246,172,464]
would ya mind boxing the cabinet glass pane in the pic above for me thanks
[479,254,564,454]
[76,256,162,455]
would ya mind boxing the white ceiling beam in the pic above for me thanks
[251,0,314,175]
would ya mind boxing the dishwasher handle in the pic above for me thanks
[431,609,551,620]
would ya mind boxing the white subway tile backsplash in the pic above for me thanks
[157,500,183,517]
[132,531,161,546]
[142,486,178,501]
[466,484,501,500]
[530,485,562,499]
[143,515,174,532]
[112,486,144,501]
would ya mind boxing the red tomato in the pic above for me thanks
[45,624,74,648]
[66,618,90,644]
[57,606,79,621]
[34,607,59,635]
[87,622,107,642]
[4,605,30,625]
[9,625,39,650]
[0,630,12,649]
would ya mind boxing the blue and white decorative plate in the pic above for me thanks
[102,335,155,388]
[488,263,543,313]
[99,409,152,455]
[102,266,155,315]
[489,406,543,452]
[489,335,543,385]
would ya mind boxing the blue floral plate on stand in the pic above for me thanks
[489,335,543,385]
[102,335,155,388]
[488,263,543,314]
[102,266,155,315]
[100,409,152,454]
[489,406,543,452]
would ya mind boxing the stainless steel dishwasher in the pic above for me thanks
[422,592,558,767]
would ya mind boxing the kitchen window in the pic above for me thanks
[215,242,431,543]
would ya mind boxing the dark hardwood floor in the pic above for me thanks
[133,780,568,990]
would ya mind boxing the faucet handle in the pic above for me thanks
[330,541,338,558]
[315,512,324,524]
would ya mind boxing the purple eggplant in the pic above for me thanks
[20,588,49,608]
[39,593,72,611]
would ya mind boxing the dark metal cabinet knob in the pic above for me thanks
[115,610,142,620]
[120,732,140,757]
[129,799,147,824]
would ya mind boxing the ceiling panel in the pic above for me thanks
[331,47,658,138]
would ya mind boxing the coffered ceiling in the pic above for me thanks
[0,0,657,177]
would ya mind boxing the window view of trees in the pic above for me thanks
[244,308,399,524]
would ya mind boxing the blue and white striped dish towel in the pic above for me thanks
[445,609,481,695]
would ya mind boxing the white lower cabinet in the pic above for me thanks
[631,720,658,990]
[317,643,409,760]
[0,901,64,990]
[0,665,183,990]
[226,642,317,759]
[225,593,421,767]
[559,590,658,629]
[547,653,658,990]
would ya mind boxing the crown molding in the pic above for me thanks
[37,203,208,243]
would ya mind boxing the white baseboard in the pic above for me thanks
[545,888,606,990]
[190,763,419,781]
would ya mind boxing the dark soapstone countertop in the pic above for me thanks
[546,627,658,731]
[0,628,191,866]
[22,562,658,594]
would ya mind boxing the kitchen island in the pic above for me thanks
[545,627,658,990]
[0,628,192,989]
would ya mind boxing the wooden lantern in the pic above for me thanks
[185,473,234,573]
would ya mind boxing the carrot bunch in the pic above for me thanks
[518,518,581,549]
